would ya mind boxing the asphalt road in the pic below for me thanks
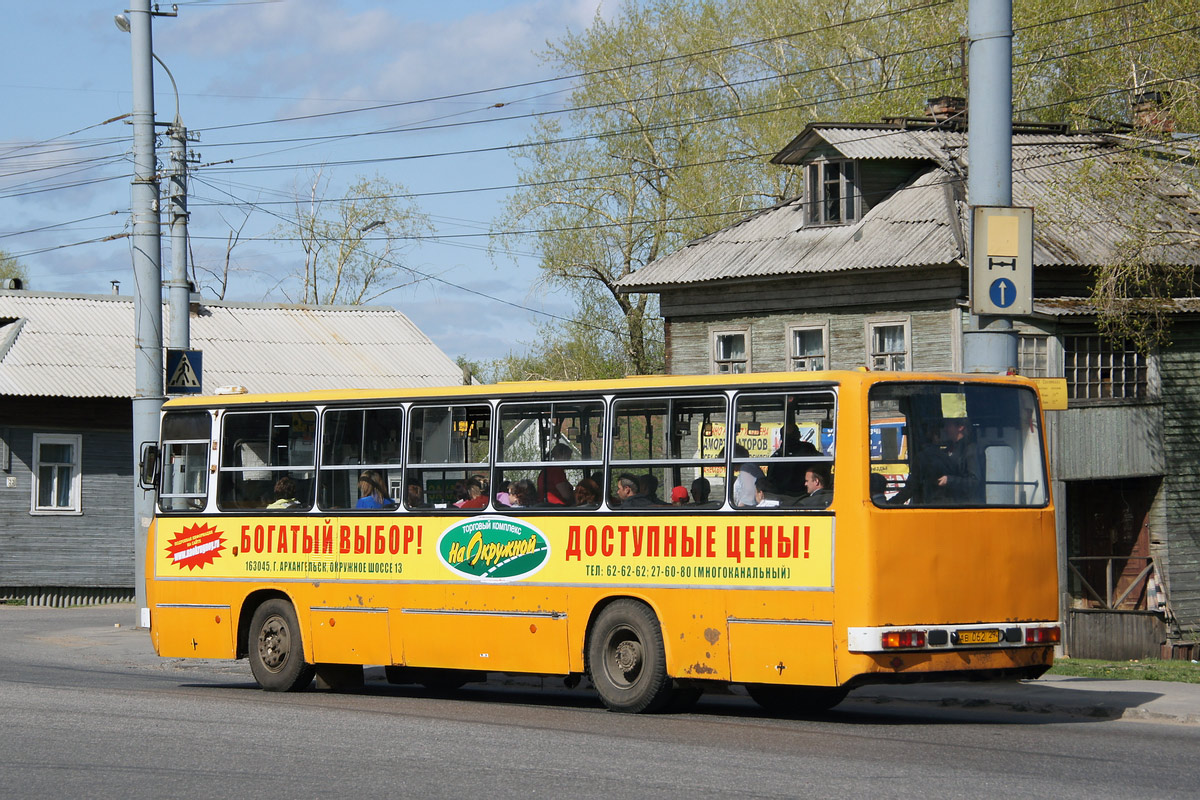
[2,605,1197,799]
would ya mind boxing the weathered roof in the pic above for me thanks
[0,291,464,399]
[619,125,1200,292]
[1033,296,1200,316]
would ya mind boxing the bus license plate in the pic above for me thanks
[956,629,1000,645]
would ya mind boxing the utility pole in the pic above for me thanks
[166,118,192,349]
[963,0,1019,374]
[124,0,165,627]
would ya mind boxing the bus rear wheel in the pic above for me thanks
[248,599,315,692]
[586,600,672,713]
[745,684,847,715]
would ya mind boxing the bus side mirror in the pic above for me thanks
[139,442,160,489]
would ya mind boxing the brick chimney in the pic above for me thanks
[1132,91,1175,134]
[925,96,967,120]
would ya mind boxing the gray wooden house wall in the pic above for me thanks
[0,398,134,596]
[1159,326,1200,628]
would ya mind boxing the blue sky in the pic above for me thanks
[1,0,611,362]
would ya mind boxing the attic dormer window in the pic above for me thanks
[805,159,858,226]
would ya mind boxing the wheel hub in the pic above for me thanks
[613,639,642,673]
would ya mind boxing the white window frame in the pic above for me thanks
[1018,333,1050,378]
[805,158,860,226]
[787,323,829,371]
[31,433,82,515]
[866,318,911,371]
[712,328,750,374]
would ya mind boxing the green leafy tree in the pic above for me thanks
[277,172,432,305]
[0,250,28,285]
[500,0,1200,369]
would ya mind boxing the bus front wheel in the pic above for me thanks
[586,600,672,713]
[248,599,315,692]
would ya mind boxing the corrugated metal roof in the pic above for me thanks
[1034,297,1200,316]
[620,126,1200,291]
[0,292,464,399]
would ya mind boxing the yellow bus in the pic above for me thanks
[142,370,1059,713]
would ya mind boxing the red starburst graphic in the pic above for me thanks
[165,523,226,571]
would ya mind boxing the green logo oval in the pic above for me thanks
[437,517,551,581]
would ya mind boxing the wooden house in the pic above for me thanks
[617,108,1200,656]
[0,288,464,605]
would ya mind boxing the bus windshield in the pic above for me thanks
[869,382,1047,508]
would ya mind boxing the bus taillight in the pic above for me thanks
[881,630,926,649]
[1025,626,1060,644]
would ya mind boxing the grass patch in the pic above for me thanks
[1048,657,1200,683]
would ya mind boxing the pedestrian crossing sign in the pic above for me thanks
[166,349,203,395]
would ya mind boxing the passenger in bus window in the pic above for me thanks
[356,470,395,509]
[691,477,711,505]
[889,417,980,506]
[671,486,689,506]
[508,479,536,508]
[493,479,511,507]
[614,473,652,507]
[797,466,833,509]
[266,476,300,509]
[538,443,575,505]
[638,473,665,505]
[406,480,430,509]
[574,477,602,508]
[733,462,763,507]
[754,476,782,507]
[767,436,819,496]
[457,475,488,509]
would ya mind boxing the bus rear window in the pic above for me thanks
[869,382,1047,508]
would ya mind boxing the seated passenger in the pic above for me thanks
[733,463,764,508]
[538,443,575,505]
[754,476,782,508]
[797,466,833,509]
[356,470,395,509]
[638,473,665,505]
[615,473,655,508]
[691,476,711,505]
[574,477,602,507]
[458,475,489,509]
[889,417,980,506]
[508,479,536,508]
[406,480,431,509]
[670,486,689,506]
[266,476,301,509]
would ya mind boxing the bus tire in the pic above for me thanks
[745,684,847,715]
[586,600,672,713]
[248,599,314,692]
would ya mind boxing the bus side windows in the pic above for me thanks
[732,391,836,510]
[609,394,727,512]
[217,410,317,512]
[407,404,490,512]
[318,407,403,512]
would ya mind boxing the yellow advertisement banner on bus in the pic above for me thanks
[155,514,834,590]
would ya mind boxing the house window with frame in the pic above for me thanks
[789,325,827,371]
[31,433,82,514]
[806,159,859,226]
[868,321,909,371]
[1064,335,1147,400]
[1018,334,1049,378]
[713,330,749,374]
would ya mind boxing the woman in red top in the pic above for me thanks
[538,443,575,505]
